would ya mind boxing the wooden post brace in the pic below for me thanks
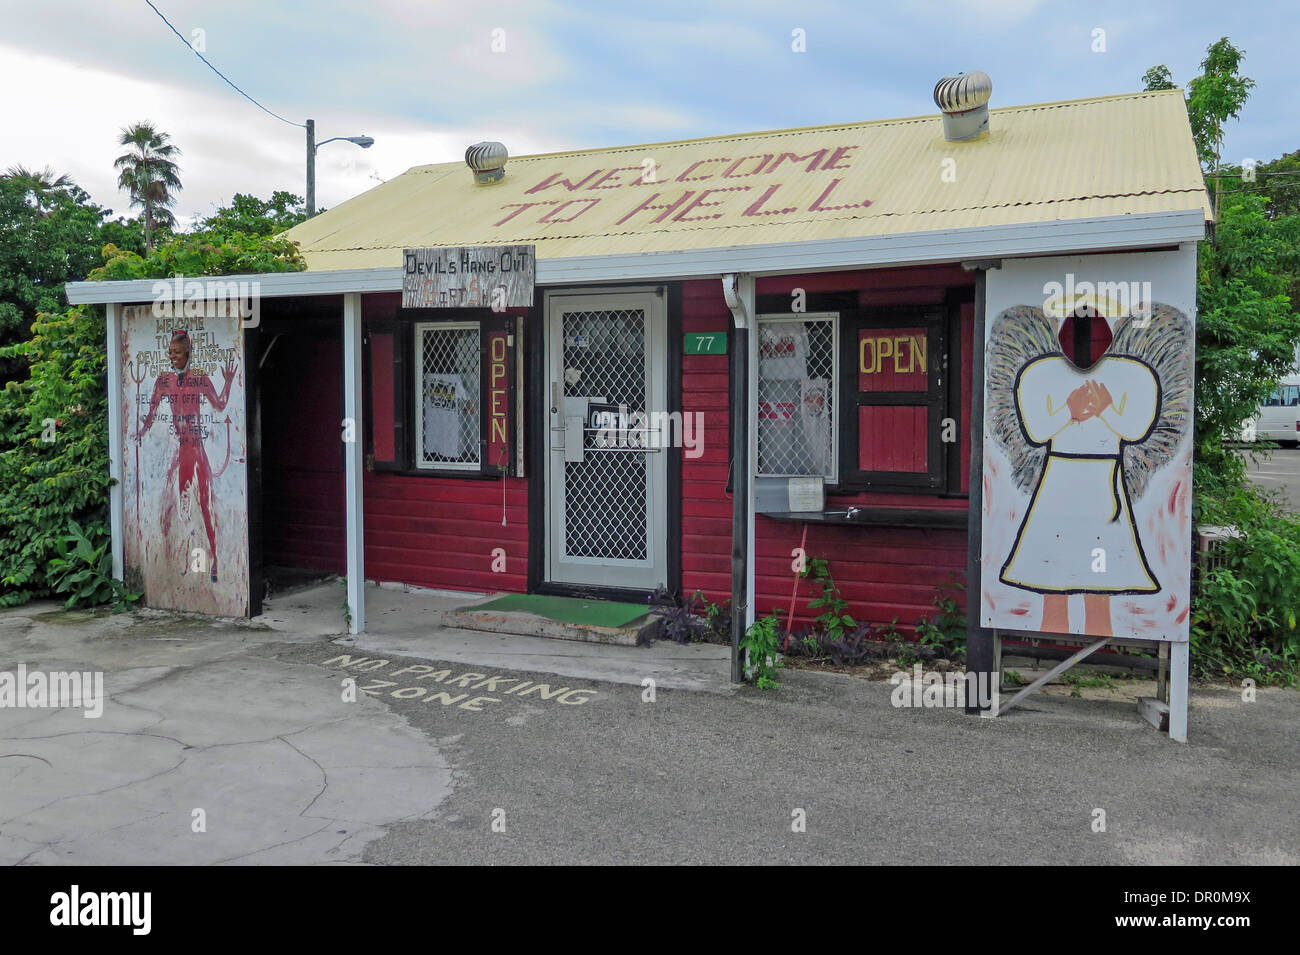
[993,637,1111,716]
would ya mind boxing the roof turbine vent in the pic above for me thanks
[465,141,508,184]
[933,71,993,143]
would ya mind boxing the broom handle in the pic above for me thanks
[784,524,808,650]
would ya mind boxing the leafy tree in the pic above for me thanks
[1188,39,1256,219]
[1194,195,1300,474]
[0,169,109,381]
[197,191,311,238]
[1219,151,1300,222]
[92,230,306,280]
[1140,65,1175,92]
[1142,38,1255,218]
[97,215,148,258]
[3,165,74,212]
[1140,39,1297,458]
[114,122,182,252]
[92,190,310,280]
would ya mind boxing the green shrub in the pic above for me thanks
[47,520,138,610]
[1192,478,1300,685]
[0,306,115,605]
[915,575,967,661]
[740,614,783,689]
[802,556,855,645]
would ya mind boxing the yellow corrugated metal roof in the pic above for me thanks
[286,90,1211,271]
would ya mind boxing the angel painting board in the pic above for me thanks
[981,301,1194,641]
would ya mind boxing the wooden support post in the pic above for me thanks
[1158,641,1169,704]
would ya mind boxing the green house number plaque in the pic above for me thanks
[684,332,728,355]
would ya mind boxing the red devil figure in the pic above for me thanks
[137,330,236,583]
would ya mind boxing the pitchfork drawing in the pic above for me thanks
[127,358,147,547]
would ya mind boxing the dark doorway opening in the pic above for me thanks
[253,300,346,601]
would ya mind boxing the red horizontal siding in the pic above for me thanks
[679,279,733,606]
[364,472,529,594]
[684,517,734,538]
[683,498,733,518]
[754,519,966,634]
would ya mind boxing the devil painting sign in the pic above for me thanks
[121,303,249,616]
[980,252,1196,642]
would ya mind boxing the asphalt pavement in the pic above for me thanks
[2,583,1296,865]
[1243,445,1300,511]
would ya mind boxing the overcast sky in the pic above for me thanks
[2,0,1295,225]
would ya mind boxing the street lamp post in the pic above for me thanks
[306,118,375,217]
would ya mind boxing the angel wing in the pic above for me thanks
[985,305,1059,492]
[1108,303,1194,500]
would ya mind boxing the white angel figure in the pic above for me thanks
[985,304,1192,636]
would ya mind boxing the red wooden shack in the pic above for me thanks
[67,81,1210,687]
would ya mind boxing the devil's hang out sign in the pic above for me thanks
[980,253,1196,643]
[121,303,249,616]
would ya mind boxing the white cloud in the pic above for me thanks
[0,44,577,224]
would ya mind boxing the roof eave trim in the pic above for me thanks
[64,209,1207,304]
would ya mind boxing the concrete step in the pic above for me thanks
[449,605,662,647]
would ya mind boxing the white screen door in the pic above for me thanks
[545,289,668,590]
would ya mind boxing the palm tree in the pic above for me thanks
[114,122,182,252]
[2,165,75,217]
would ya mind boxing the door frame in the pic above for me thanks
[528,283,682,603]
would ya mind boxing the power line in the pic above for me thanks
[144,0,303,129]
[1216,171,1300,179]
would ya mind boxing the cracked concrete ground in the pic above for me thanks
[0,600,451,865]
[2,582,1298,865]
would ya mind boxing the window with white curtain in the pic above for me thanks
[754,313,837,482]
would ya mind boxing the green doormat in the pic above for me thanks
[471,594,649,629]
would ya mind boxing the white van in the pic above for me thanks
[1241,374,1300,445]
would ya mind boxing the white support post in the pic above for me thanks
[740,275,757,630]
[105,303,125,580]
[1168,641,1189,743]
[342,292,365,634]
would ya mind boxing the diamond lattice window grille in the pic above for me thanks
[416,323,480,469]
[561,308,649,561]
[756,315,837,480]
